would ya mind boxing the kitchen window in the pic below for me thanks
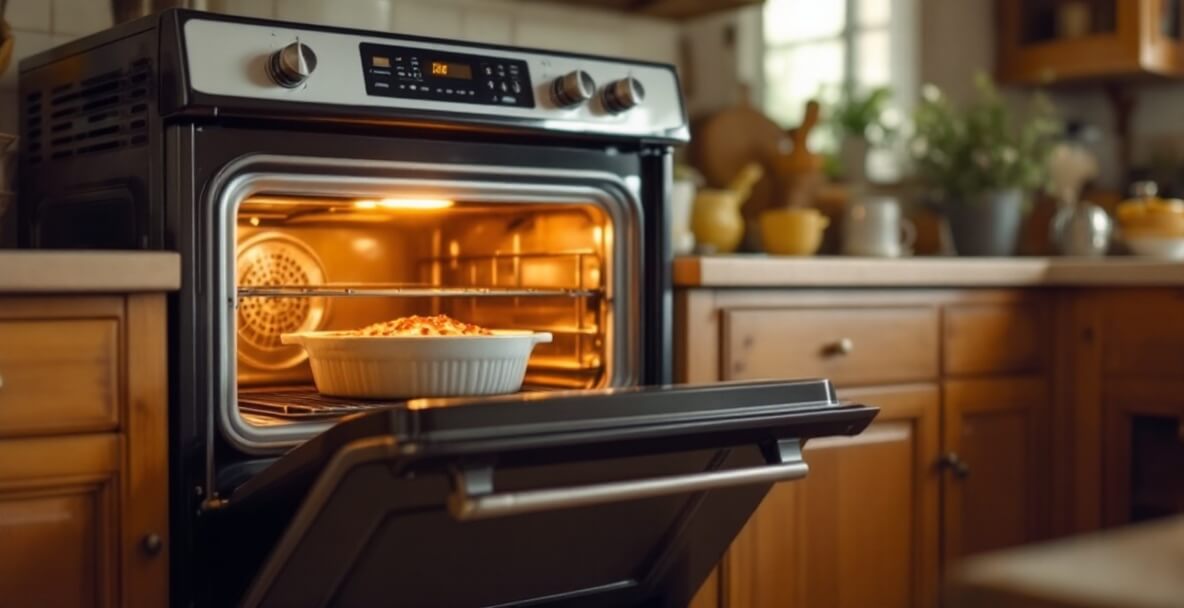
[763,0,917,130]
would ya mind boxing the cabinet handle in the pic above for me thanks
[823,338,855,356]
[141,533,163,556]
[939,452,971,479]
[0,371,4,390]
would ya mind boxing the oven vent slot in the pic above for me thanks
[24,59,152,165]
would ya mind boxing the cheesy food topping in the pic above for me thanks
[350,314,493,337]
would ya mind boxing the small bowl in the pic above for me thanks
[760,208,830,256]
[1124,234,1184,260]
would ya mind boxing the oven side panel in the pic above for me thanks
[17,23,165,249]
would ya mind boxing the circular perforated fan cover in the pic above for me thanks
[236,233,327,370]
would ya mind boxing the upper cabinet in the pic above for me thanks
[997,0,1184,84]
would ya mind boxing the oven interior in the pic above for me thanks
[230,192,623,429]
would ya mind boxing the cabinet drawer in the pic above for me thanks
[944,303,1047,376]
[722,307,938,386]
[0,318,121,436]
[1100,290,1184,377]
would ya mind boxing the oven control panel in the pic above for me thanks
[359,43,535,108]
[180,17,687,140]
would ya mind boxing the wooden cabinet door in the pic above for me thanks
[1100,378,1184,526]
[721,384,940,608]
[0,434,121,607]
[942,377,1051,561]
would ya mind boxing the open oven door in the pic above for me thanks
[212,379,877,607]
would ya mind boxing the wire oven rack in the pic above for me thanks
[238,387,398,419]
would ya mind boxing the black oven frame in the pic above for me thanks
[166,122,674,605]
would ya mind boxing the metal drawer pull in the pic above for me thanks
[448,459,809,521]
[939,452,971,479]
[823,338,855,356]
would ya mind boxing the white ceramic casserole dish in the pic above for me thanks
[280,330,552,399]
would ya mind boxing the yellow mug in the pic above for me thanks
[760,208,830,256]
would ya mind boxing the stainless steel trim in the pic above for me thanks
[210,154,643,453]
[447,458,809,521]
[182,18,688,140]
[237,285,599,298]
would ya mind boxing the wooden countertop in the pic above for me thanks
[948,516,1184,608]
[674,256,1184,288]
[0,251,181,293]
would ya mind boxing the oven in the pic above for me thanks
[18,9,877,607]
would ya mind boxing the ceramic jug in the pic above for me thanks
[691,163,764,254]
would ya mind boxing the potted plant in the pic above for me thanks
[826,86,896,185]
[910,75,1059,256]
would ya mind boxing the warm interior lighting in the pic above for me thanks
[353,198,454,210]
[249,216,261,226]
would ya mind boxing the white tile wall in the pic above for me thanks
[51,0,114,36]
[6,0,51,31]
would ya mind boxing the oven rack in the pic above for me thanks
[237,284,599,298]
[239,386,548,420]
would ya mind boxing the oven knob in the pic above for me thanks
[267,39,318,88]
[550,70,596,107]
[602,77,645,113]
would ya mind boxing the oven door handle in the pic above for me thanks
[447,442,808,521]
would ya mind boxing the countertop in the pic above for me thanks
[0,251,182,293]
[674,255,1184,288]
[948,516,1184,608]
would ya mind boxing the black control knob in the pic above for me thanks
[550,70,596,107]
[267,39,317,88]
[601,77,645,113]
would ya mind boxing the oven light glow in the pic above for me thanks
[248,216,261,226]
[354,198,453,210]
[380,198,454,209]
[355,198,453,209]
[593,226,603,246]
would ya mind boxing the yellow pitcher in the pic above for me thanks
[691,163,764,254]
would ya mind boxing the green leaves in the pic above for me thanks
[827,86,897,143]
[910,75,1060,201]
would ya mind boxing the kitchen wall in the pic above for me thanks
[917,0,1184,191]
[0,0,682,135]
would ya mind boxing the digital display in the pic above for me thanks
[431,61,473,80]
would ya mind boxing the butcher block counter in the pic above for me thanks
[681,256,1184,608]
[0,251,178,607]
[674,255,1184,288]
[0,250,180,292]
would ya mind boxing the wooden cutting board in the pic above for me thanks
[689,91,784,225]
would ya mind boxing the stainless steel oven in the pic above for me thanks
[18,9,877,607]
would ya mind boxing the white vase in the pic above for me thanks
[839,136,869,185]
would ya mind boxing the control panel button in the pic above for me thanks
[267,39,317,88]
[551,70,596,108]
[602,77,645,113]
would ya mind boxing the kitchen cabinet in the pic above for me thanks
[942,377,1052,560]
[997,0,1184,84]
[678,288,1056,608]
[1078,289,1184,527]
[722,384,940,608]
[0,294,170,607]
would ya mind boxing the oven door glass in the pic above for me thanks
[211,379,877,607]
[211,159,642,452]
